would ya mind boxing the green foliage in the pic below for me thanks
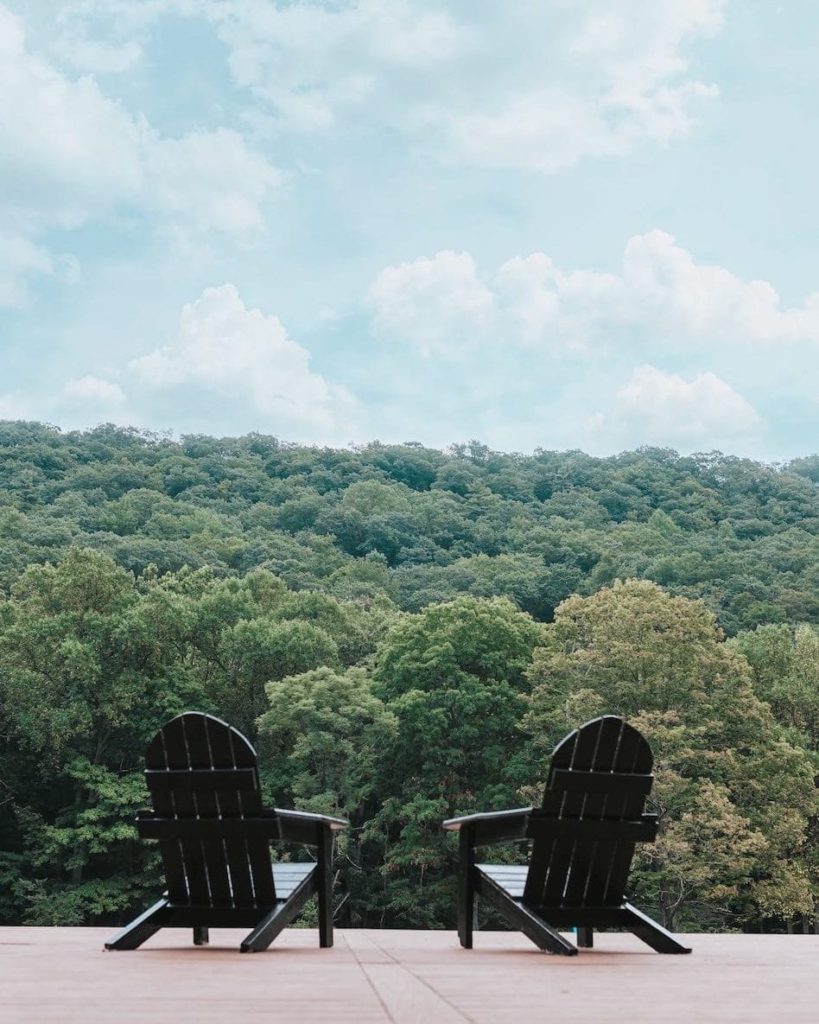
[368,597,544,926]
[1,425,818,633]
[731,624,819,752]
[259,666,396,925]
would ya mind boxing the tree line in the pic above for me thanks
[0,422,817,931]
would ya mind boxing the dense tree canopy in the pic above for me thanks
[1,423,818,932]
[2,423,818,632]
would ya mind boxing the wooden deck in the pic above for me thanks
[3,927,818,1023]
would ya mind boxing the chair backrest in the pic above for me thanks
[522,715,654,910]
[144,711,277,907]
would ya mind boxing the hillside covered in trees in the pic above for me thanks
[1,421,818,932]
[2,422,818,633]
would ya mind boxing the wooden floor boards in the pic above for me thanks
[2,927,818,1023]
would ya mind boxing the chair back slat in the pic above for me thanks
[522,716,654,910]
[144,712,277,907]
[548,769,652,796]
[203,715,257,905]
[597,722,653,905]
[144,716,195,903]
[228,721,276,906]
[183,713,232,905]
[559,715,622,908]
[145,768,259,793]
[532,715,616,907]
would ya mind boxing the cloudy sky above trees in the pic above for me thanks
[1,0,817,458]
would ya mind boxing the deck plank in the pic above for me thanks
[1,927,818,1023]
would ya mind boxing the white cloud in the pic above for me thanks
[142,129,282,234]
[0,231,54,307]
[615,231,819,344]
[0,7,141,226]
[206,0,723,170]
[370,232,819,354]
[495,253,622,352]
[128,284,356,436]
[0,0,727,305]
[4,0,725,183]
[64,375,126,404]
[591,365,764,449]
[57,376,129,428]
[367,251,495,355]
[5,284,357,438]
[434,0,723,171]
[0,5,281,304]
[445,89,625,174]
[498,230,819,347]
[212,0,462,131]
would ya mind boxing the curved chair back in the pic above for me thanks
[145,711,276,906]
[523,715,654,909]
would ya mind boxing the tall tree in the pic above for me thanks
[370,596,543,926]
[524,579,817,929]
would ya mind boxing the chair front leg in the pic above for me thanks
[457,826,476,949]
[317,824,334,948]
[105,898,169,951]
[240,904,290,953]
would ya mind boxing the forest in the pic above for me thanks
[0,420,818,933]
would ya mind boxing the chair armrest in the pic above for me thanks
[273,808,348,831]
[137,808,348,847]
[443,808,532,846]
[271,808,348,846]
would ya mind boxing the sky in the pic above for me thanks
[1,0,818,460]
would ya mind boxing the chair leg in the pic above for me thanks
[105,898,169,951]
[513,903,578,956]
[241,866,318,953]
[317,826,334,948]
[457,827,475,948]
[477,872,577,955]
[193,927,209,946]
[576,926,593,948]
[620,902,692,954]
[240,904,290,953]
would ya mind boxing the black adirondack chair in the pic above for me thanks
[105,712,346,953]
[443,715,691,955]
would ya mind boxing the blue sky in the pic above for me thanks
[1,0,817,459]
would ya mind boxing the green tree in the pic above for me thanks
[0,550,206,923]
[524,579,817,929]
[258,666,396,926]
[370,597,543,926]
[217,618,339,736]
[731,624,819,752]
